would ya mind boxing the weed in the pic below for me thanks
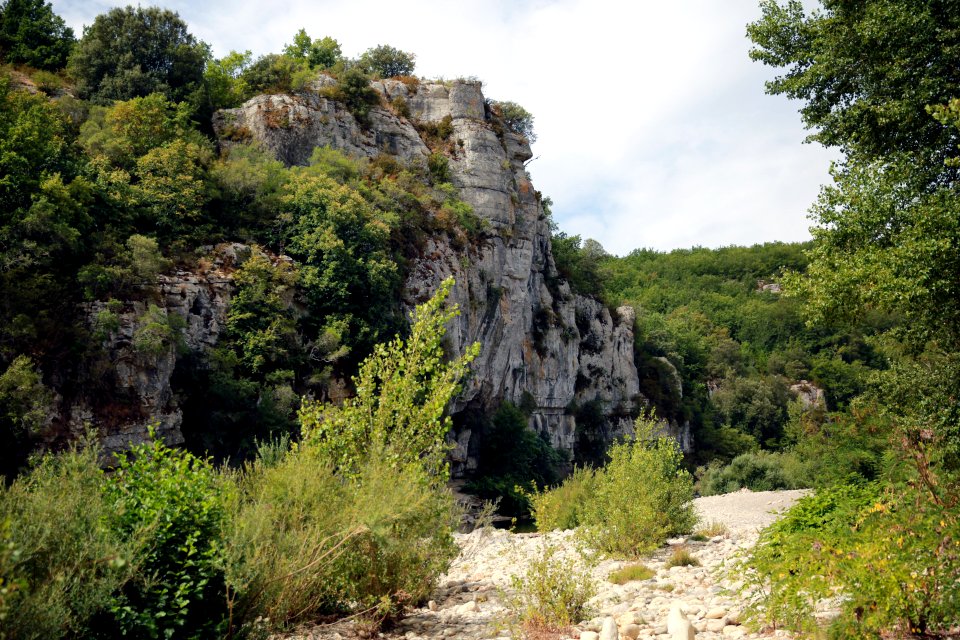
[665,546,700,568]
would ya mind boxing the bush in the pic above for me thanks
[0,444,135,639]
[321,67,380,126]
[697,450,797,496]
[225,281,472,632]
[665,546,699,568]
[105,434,230,639]
[491,100,536,143]
[465,402,565,518]
[224,442,458,631]
[578,415,697,557]
[531,466,595,531]
[737,482,960,637]
[608,563,654,584]
[506,539,595,633]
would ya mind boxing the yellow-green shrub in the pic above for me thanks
[579,416,697,557]
[532,466,595,531]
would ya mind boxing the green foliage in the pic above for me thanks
[491,100,536,143]
[299,277,480,479]
[747,0,960,177]
[202,50,251,111]
[737,482,960,637]
[427,151,450,183]
[578,415,697,557]
[506,539,596,632]
[105,434,229,639]
[465,402,565,517]
[79,93,195,168]
[358,44,416,78]
[283,29,342,70]
[322,66,380,125]
[240,53,311,96]
[0,443,135,639]
[225,281,469,632]
[551,233,606,298]
[224,441,458,631]
[696,450,796,496]
[665,546,699,568]
[68,6,207,105]
[133,304,184,357]
[0,355,52,479]
[710,374,792,447]
[0,0,74,70]
[531,466,595,531]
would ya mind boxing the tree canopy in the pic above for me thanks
[0,0,74,70]
[68,6,207,105]
[747,0,960,180]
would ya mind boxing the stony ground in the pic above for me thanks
[284,489,808,640]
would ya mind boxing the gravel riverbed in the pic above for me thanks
[284,489,809,640]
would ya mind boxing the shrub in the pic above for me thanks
[427,151,450,183]
[105,434,230,639]
[0,355,54,480]
[0,444,135,639]
[491,100,536,143]
[299,277,479,479]
[465,402,565,518]
[697,450,797,496]
[608,563,654,584]
[578,415,697,557]
[531,466,595,531]
[226,281,472,632]
[321,67,380,126]
[506,539,595,633]
[735,482,960,637]
[693,520,729,538]
[224,443,458,631]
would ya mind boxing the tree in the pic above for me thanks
[283,29,342,70]
[68,6,207,104]
[747,0,960,180]
[0,0,74,70]
[493,100,537,143]
[299,277,480,479]
[358,44,415,78]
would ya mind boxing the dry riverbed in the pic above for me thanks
[283,489,808,640]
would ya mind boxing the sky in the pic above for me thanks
[51,0,839,254]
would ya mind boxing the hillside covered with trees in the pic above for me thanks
[1,0,959,638]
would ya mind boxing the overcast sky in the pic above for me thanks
[52,0,837,254]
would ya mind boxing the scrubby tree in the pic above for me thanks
[358,43,415,78]
[493,100,537,143]
[68,6,207,104]
[0,0,74,70]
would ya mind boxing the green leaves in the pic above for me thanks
[300,277,479,481]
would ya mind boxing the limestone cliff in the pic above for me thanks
[214,79,645,471]
[57,79,653,469]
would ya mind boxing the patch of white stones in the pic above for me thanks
[284,490,808,640]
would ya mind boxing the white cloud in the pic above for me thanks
[51,0,838,254]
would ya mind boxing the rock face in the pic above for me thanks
[215,79,645,471]
[63,245,241,460]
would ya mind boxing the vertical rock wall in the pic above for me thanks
[215,79,646,471]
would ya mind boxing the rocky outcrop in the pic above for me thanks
[64,244,244,459]
[215,79,647,471]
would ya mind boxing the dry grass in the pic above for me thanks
[665,546,701,568]
[694,520,730,538]
[608,563,655,585]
